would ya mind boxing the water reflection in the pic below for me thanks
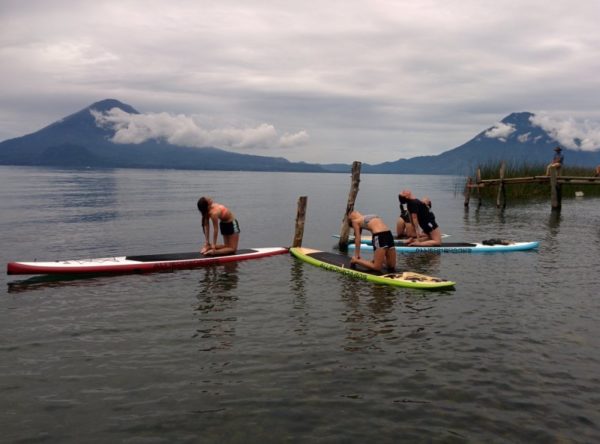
[6,273,107,294]
[193,263,239,351]
[463,206,507,227]
[289,257,306,296]
[401,252,442,276]
[547,211,562,232]
[339,278,398,352]
[289,260,309,336]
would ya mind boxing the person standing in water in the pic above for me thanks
[347,210,396,272]
[197,196,240,256]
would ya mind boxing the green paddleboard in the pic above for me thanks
[290,247,455,290]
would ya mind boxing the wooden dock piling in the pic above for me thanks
[476,168,482,208]
[496,162,506,209]
[464,169,483,209]
[550,168,561,210]
[338,161,361,250]
[465,170,600,211]
[463,176,472,207]
[292,196,308,248]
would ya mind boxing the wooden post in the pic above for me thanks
[476,168,482,208]
[550,168,561,211]
[338,161,361,250]
[496,162,506,208]
[464,177,472,208]
[292,196,308,247]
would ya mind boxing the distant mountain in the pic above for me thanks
[1,100,599,174]
[360,112,600,175]
[0,99,325,172]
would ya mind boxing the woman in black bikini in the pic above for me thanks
[197,196,240,256]
[347,210,396,272]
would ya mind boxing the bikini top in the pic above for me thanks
[212,204,230,220]
[361,214,379,229]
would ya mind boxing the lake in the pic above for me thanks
[1,166,599,443]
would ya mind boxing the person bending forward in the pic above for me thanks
[347,210,396,272]
[197,196,240,256]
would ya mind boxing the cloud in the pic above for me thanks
[2,0,600,162]
[530,114,600,151]
[91,108,309,150]
[484,122,516,142]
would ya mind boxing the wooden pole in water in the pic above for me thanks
[550,168,561,211]
[476,168,482,208]
[292,196,308,248]
[464,177,472,208]
[496,162,506,208]
[338,161,362,250]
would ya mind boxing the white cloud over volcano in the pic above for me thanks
[530,114,600,151]
[484,122,516,142]
[92,108,309,150]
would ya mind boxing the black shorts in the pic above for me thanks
[220,219,240,236]
[372,231,395,250]
[419,219,438,234]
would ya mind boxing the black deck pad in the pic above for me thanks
[411,242,478,247]
[126,249,256,262]
[308,251,386,276]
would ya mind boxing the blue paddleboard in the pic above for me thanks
[348,241,539,253]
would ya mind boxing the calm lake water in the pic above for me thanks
[1,166,599,443]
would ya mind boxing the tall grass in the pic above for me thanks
[469,161,600,200]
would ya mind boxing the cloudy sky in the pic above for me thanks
[2,0,600,163]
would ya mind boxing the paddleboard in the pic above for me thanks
[7,247,288,276]
[290,247,455,290]
[349,241,539,253]
[333,233,449,245]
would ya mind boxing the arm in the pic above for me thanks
[201,222,211,253]
[410,212,421,240]
[352,222,361,258]
[211,214,219,248]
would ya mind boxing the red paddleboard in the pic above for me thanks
[7,247,288,276]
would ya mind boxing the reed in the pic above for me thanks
[472,161,600,200]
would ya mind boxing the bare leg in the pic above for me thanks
[350,248,387,272]
[396,218,406,239]
[408,228,442,246]
[205,234,239,256]
[385,247,397,272]
[546,163,560,176]
[405,223,417,238]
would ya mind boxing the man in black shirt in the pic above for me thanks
[545,146,564,176]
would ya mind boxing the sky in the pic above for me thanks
[2,0,600,163]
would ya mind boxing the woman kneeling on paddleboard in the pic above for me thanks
[197,196,240,256]
[347,210,396,272]
[400,190,442,247]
